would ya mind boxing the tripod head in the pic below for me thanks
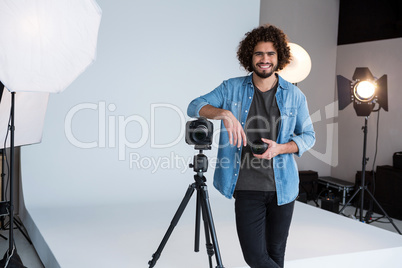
[189,149,209,175]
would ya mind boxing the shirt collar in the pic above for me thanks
[244,73,253,86]
[277,74,290,90]
[244,73,290,90]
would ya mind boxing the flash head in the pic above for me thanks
[185,117,213,150]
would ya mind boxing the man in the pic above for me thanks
[187,24,315,268]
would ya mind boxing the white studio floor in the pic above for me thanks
[17,196,402,268]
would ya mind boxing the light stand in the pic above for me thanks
[1,149,7,240]
[0,1,101,266]
[148,147,224,268]
[337,67,401,234]
[0,92,26,267]
[339,116,401,234]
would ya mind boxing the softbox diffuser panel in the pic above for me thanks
[0,0,102,93]
[0,90,49,148]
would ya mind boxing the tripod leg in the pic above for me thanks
[199,185,224,268]
[194,189,201,253]
[364,189,402,235]
[339,187,361,215]
[148,183,196,268]
[200,192,214,268]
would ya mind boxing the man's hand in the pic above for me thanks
[199,105,247,147]
[221,112,247,148]
[253,138,298,160]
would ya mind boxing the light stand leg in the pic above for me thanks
[13,217,32,244]
[339,117,369,218]
[339,117,401,235]
[339,186,361,215]
[364,187,401,234]
[0,148,32,244]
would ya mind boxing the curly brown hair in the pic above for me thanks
[237,24,291,72]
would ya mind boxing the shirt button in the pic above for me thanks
[245,110,248,113]
[249,96,252,99]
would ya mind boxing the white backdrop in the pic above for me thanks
[20,0,260,208]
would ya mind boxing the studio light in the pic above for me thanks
[337,67,388,117]
[0,1,102,266]
[278,43,312,84]
[337,68,400,234]
[354,81,375,102]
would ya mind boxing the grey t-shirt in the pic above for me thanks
[235,80,280,192]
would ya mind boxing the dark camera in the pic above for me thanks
[185,118,213,148]
[250,139,268,155]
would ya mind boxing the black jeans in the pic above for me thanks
[235,191,295,268]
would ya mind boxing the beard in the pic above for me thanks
[252,63,278,79]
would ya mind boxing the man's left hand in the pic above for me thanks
[253,138,280,160]
[253,138,299,159]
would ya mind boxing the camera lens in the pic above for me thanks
[192,125,208,143]
[250,139,268,154]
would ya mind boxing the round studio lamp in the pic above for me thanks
[278,43,312,84]
[353,81,376,102]
[337,67,388,117]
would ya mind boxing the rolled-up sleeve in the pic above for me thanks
[187,82,227,118]
[291,95,315,157]
[187,98,209,118]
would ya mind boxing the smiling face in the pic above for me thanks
[252,41,278,79]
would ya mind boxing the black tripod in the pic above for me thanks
[148,148,224,268]
[339,116,401,234]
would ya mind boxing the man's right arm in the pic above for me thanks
[199,104,247,148]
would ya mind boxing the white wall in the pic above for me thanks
[21,0,260,208]
[332,38,402,182]
[259,0,340,176]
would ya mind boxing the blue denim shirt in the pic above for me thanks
[187,74,315,205]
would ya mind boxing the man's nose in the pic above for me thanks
[261,52,271,61]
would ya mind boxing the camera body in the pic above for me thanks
[185,117,213,149]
